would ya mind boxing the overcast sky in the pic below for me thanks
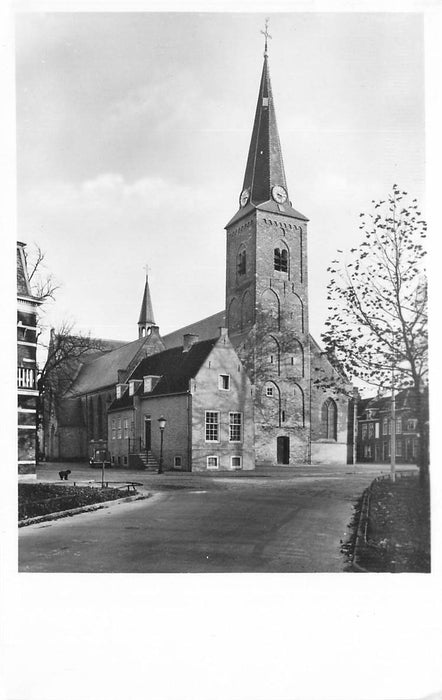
[15,12,425,343]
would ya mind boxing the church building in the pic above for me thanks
[44,40,350,468]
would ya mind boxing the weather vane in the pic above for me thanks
[261,18,272,57]
[143,264,150,276]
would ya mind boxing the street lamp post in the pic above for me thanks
[391,367,396,483]
[157,416,167,474]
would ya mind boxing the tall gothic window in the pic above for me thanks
[88,398,94,440]
[237,249,246,275]
[321,399,337,440]
[97,396,103,439]
[274,248,288,272]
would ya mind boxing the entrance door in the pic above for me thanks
[144,417,151,451]
[277,436,290,465]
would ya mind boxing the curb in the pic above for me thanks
[19,492,150,528]
[351,486,371,572]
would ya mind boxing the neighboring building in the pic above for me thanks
[43,43,350,468]
[17,241,43,479]
[356,388,428,464]
[44,276,165,461]
[108,327,254,472]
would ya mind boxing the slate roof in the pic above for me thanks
[108,337,218,411]
[162,311,226,349]
[357,388,426,419]
[68,336,152,396]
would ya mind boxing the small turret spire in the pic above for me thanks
[138,267,156,338]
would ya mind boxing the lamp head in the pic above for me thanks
[158,416,167,430]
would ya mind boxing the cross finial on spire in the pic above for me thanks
[261,18,271,57]
[143,263,150,277]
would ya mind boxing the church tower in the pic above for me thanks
[225,33,311,464]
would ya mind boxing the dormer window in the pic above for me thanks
[116,384,126,400]
[129,382,135,396]
[143,375,161,393]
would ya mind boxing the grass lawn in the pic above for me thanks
[19,483,130,521]
[354,475,430,573]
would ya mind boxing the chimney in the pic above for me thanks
[183,333,199,352]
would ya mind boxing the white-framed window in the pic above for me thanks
[229,412,242,442]
[129,381,135,396]
[266,386,274,397]
[123,418,128,439]
[362,424,368,440]
[219,374,230,390]
[396,417,402,434]
[368,423,374,439]
[205,411,219,442]
[116,385,122,400]
[407,418,417,431]
[144,377,152,393]
[382,418,389,435]
[364,445,372,458]
[396,440,402,457]
[375,423,380,438]
[231,456,242,469]
[111,419,116,440]
[117,418,122,440]
[207,455,219,469]
[174,456,182,468]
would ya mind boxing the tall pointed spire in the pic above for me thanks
[226,23,307,227]
[138,270,156,338]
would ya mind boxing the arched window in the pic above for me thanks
[321,399,337,440]
[97,396,103,439]
[263,381,282,426]
[264,335,280,374]
[88,398,94,440]
[289,339,304,377]
[241,290,253,329]
[228,297,240,331]
[260,288,280,330]
[293,384,305,427]
[274,247,288,273]
[237,248,246,276]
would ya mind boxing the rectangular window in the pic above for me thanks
[266,387,273,397]
[362,424,368,440]
[207,456,219,469]
[144,377,152,393]
[407,419,417,431]
[375,423,380,439]
[396,440,402,457]
[412,439,417,458]
[229,412,242,442]
[129,382,135,396]
[205,411,219,442]
[231,456,242,469]
[396,417,402,434]
[383,418,389,436]
[111,419,116,440]
[368,423,374,439]
[174,456,182,468]
[219,375,230,390]
[117,418,122,440]
[123,455,128,465]
[123,419,128,439]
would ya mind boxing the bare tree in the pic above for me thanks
[25,244,106,460]
[321,186,428,481]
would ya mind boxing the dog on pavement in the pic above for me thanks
[58,469,71,481]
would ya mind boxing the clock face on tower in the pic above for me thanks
[239,189,250,207]
[272,185,287,204]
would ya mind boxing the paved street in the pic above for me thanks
[19,462,413,573]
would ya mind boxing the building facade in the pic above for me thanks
[356,389,427,464]
[17,242,43,479]
[108,328,255,472]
